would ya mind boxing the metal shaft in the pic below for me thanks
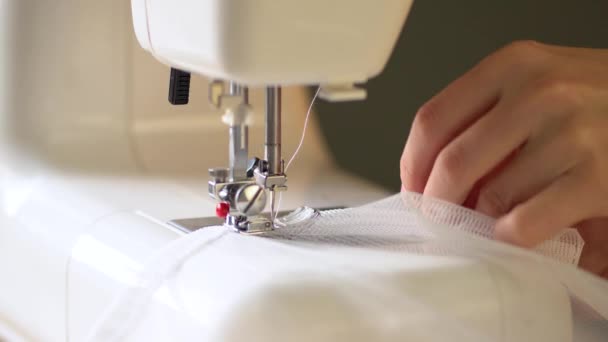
[229,83,249,103]
[265,86,282,175]
[228,82,249,181]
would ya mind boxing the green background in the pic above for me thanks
[315,0,608,191]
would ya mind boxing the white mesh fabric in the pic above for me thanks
[86,192,608,342]
[267,193,583,265]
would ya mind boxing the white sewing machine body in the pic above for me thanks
[0,1,400,340]
[132,0,412,86]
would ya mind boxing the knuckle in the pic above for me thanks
[503,40,545,57]
[534,77,585,111]
[412,101,441,139]
[435,145,467,186]
[478,187,512,216]
[488,40,547,73]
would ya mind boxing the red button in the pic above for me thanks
[216,202,230,218]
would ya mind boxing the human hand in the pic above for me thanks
[400,41,608,277]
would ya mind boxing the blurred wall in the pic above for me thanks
[315,0,608,191]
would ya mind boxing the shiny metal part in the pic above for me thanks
[229,83,249,103]
[243,216,274,234]
[269,190,276,223]
[225,215,273,234]
[228,82,249,181]
[228,126,248,181]
[235,184,267,216]
[263,87,285,219]
[173,215,274,234]
[168,207,340,235]
[209,168,229,183]
[208,179,255,201]
[265,86,282,175]
[206,81,289,233]
[253,169,287,189]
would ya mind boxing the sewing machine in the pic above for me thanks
[131,0,413,233]
[0,0,411,340]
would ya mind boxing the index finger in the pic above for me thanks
[400,41,543,194]
[401,64,499,193]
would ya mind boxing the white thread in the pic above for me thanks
[285,87,321,172]
[274,87,321,222]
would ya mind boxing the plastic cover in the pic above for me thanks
[86,192,608,341]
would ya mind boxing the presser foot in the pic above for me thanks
[226,214,275,234]
[168,206,329,235]
[168,212,282,235]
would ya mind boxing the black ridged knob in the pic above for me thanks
[168,68,191,105]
